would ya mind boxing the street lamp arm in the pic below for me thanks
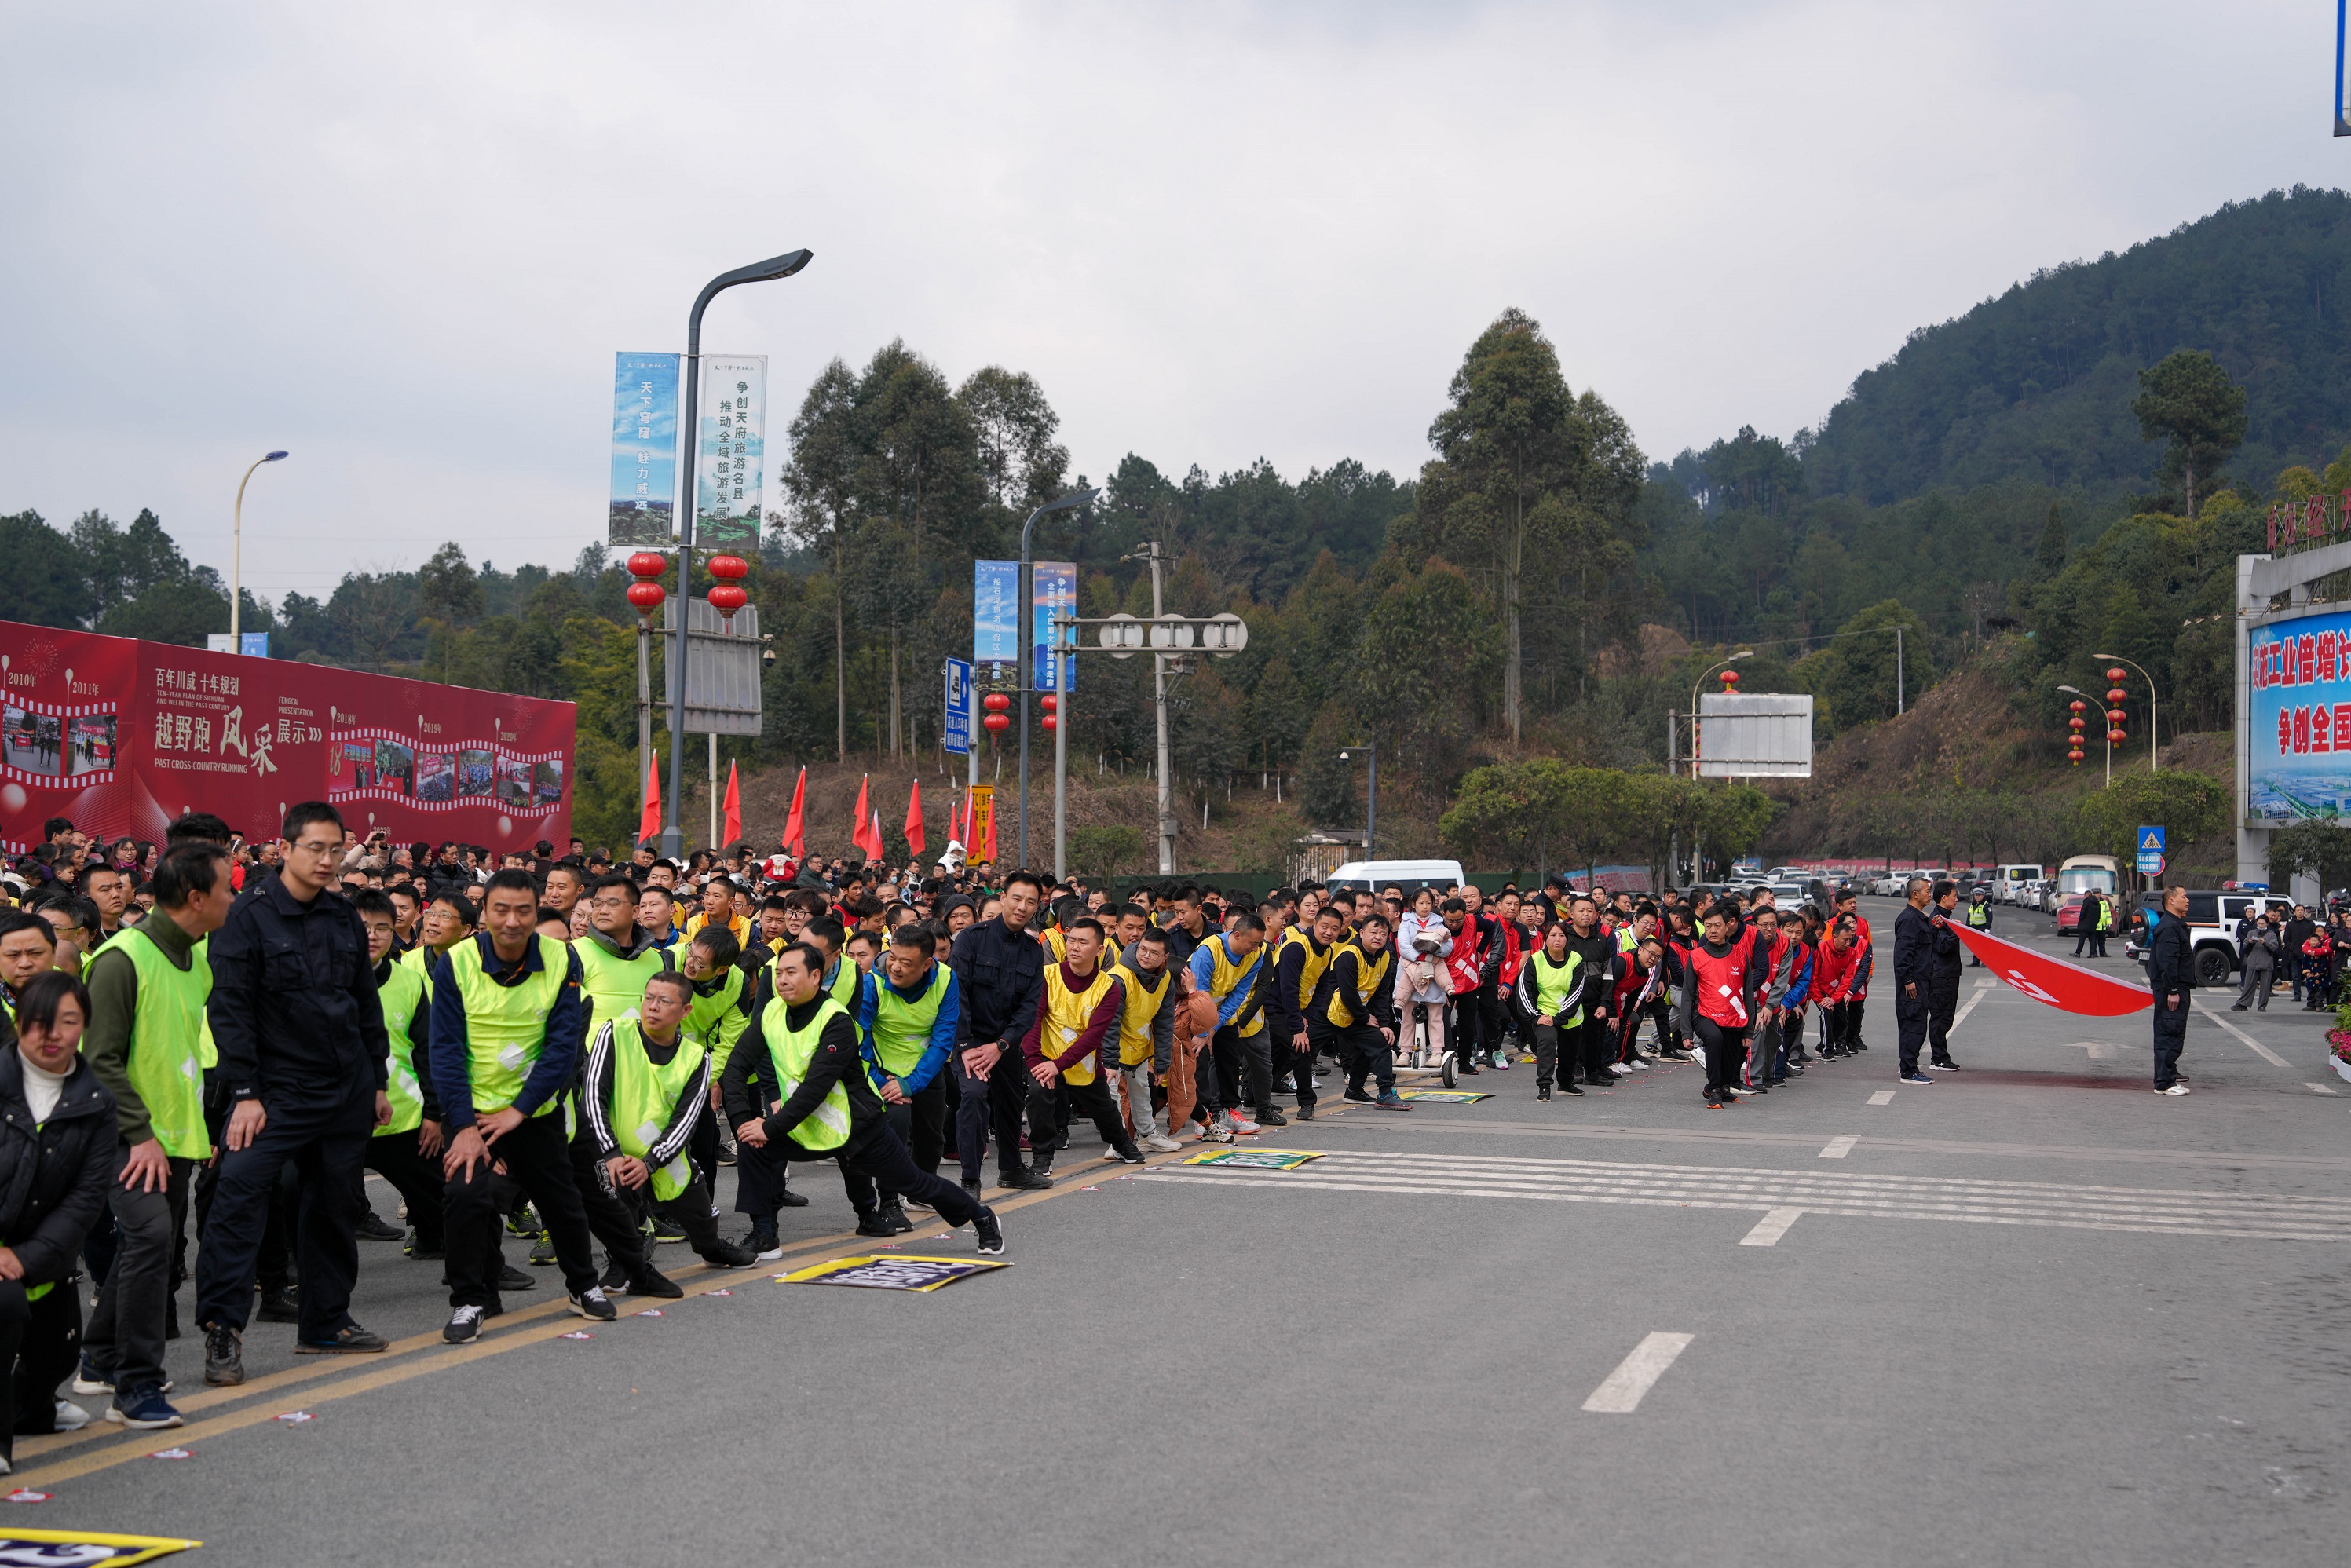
[2091,652,2159,773]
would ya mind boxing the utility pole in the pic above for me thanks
[1147,542,1176,875]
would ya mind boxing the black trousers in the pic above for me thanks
[1337,1022,1395,1094]
[567,1126,653,1276]
[444,1112,599,1306]
[194,1077,373,1340]
[1848,993,1868,1047]
[612,1171,730,1257]
[790,1125,983,1227]
[363,1126,447,1251]
[955,1048,1032,1182]
[1288,1032,1318,1107]
[1896,990,1931,1075]
[1927,978,1959,1065]
[2152,989,2188,1087]
[0,1281,82,1463]
[732,1135,792,1218]
[1213,1026,1274,1116]
[1026,1069,1134,1167]
[1580,1013,1616,1080]
[1694,1017,1744,1097]
[876,1075,948,1194]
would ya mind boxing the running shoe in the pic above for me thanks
[568,1288,619,1322]
[444,1304,485,1344]
[1900,1073,1933,1084]
[2155,1084,2190,1095]
[1225,1110,1260,1135]
[1374,1091,1413,1110]
[1143,1133,1183,1153]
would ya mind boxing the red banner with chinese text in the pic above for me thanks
[1951,924,2153,1018]
[0,620,574,853]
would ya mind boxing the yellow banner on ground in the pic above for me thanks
[0,1527,201,1563]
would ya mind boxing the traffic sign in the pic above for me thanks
[2137,825,2165,853]
[2137,851,2166,875]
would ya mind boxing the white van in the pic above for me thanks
[1324,859,1469,896]
[1991,864,2044,904]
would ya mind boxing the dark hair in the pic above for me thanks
[350,890,397,923]
[691,927,742,968]
[638,882,673,905]
[642,969,694,1004]
[1358,913,1391,934]
[1117,904,1151,923]
[387,882,420,906]
[536,906,566,925]
[544,862,586,886]
[1067,916,1105,941]
[281,801,344,844]
[41,817,75,841]
[426,890,474,922]
[1439,897,1465,914]
[0,911,56,949]
[484,868,540,901]
[887,922,932,952]
[12,969,90,1038]
[165,811,233,847]
[704,874,739,896]
[774,940,827,975]
[589,872,639,901]
[1227,911,1265,935]
[845,928,881,952]
[153,843,231,907]
[762,894,793,914]
[1003,869,1045,896]
[29,892,96,930]
[854,895,886,919]
[1570,892,1599,910]
[1930,879,1958,901]
[1134,925,1169,950]
[805,915,846,952]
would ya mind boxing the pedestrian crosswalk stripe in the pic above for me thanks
[1135,1149,2351,1242]
[1582,1332,1694,1413]
[1739,1208,1801,1246]
[1818,1135,1856,1158]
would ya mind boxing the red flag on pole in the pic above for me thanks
[872,806,886,862]
[1950,924,2153,1017]
[850,775,875,860]
[638,760,661,847]
[781,766,806,855]
[905,780,926,861]
[722,760,742,849]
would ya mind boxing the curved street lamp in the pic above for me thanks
[231,450,289,644]
[2092,652,2159,774]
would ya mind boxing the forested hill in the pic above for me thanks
[1802,185,2351,505]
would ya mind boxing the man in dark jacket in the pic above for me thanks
[1926,881,1965,1071]
[1892,879,1937,1084]
[0,970,116,1467]
[2283,906,2317,1002]
[947,871,1046,1196]
[2148,885,2194,1095]
[195,802,393,1386]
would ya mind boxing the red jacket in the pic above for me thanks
[1684,928,1760,1029]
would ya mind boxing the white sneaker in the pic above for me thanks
[1143,1133,1183,1153]
[53,1399,90,1431]
[1226,1111,1260,1134]
[1626,1057,1653,1070]
[1203,1120,1237,1143]
[2155,1084,2190,1095]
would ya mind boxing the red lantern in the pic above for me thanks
[2104,667,2126,682]
[1040,694,1057,713]
[627,551,667,580]
[1720,669,1740,689]
[1040,715,1057,732]
[982,712,1011,733]
[707,554,749,583]
[707,583,748,613]
[626,580,666,616]
[982,693,1011,713]
[2108,728,2126,744]
[2105,707,2126,724]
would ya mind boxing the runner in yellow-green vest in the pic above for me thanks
[679,924,754,1187]
[77,842,236,1431]
[1511,921,1590,1102]
[429,869,616,1343]
[733,941,1000,1254]
[848,922,962,1234]
[581,970,754,1270]
[353,890,444,1259]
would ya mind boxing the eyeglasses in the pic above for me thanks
[287,839,341,858]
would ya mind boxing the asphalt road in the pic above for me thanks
[10,895,2350,1566]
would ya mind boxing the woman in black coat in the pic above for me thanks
[0,970,117,1471]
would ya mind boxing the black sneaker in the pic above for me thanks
[647,1216,689,1244]
[497,1263,536,1292]
[568,1288,618,1322]
[404,1231,446,1261]
[972,1208,1004,1255]
[1342,1086,1375,1104]
[356,1209,404,1242]
[1296,1102,1316,1121]
[627,1268,684,1299]
[1537,1085,1552,1102]
[444,1304,485,1343]
[701,1241,757,1268]
[777,1186,810,1208]
[744,1222,784,1262]
[1928,1059,1962,1072]
[599,1260,629,1292]
[1559,1081,1584,1096]
[1256,1107,1288,1128]
[1110,1143,1146,1165]
[257,1285,299,1322]
[877,1199,914,1234]
[202,1324,244,1386]
[855,1212,898,1237]
[1000,1167,1052,1191]
[295,1325,389,1354]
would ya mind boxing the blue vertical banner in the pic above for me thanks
[974,560,1018,694]
[609,352,679,546]
[943,658,973,756]
[1033,561,1076,693]
[693,354,766,551]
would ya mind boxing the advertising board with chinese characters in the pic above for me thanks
[0,620,574,853]
[2247,608,2351,821]
[694,354,765,552]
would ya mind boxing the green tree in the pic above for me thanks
[2267,818,2351,897]
[2035,503,2067,572]
[2131,349,2247,520]
[2073,770,2228,864]
[1068,824,1144,880]
[1796,599,1934,728]
[1439,758,1577,877]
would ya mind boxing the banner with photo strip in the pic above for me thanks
[695,354,766,552]
[1032,561,1075,693]
[609,352,679,547]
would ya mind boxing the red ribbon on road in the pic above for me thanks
[1951,925,2152,1017]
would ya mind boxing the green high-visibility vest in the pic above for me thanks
[686,966,750,1075]
[868,963,949,1080]
[761,993,853,1152]
[1527,948,1585,1029]
[448,934,569,1119]
[605,1018,704,1201]
[193,936,217,1070]
[577,936,675,1042]
[376,959,428,1139]
[2097,899,2114,931]
[111,923,211,1160]
[1965,904,1990,929]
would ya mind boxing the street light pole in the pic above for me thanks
[230,451,288,644]
[2093,652,2160,773]
[1339,746,1377,859]
[661,249,811,858]
[1016,486,1099,872]
[1689,651,1754,780]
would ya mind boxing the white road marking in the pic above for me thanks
[1740,1208,1802,1246]
[2306,1082,2341,1095]
[1581,1332,1695,1413]
[1952,989,1991,1029]
[1973,978,1996,989]
[1867,1090,1896,1106]
[1819,1135,1857,1159]
[2194,1002,2293,1068]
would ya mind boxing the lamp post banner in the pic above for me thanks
[693,353,766,552]
[943,658,973,757]
[974,560,1018,695]
[609,352,680,546]
[1032,562,1075,693]
[0,619,575,854]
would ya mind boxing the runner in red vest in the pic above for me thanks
[1676,906,1770,1109]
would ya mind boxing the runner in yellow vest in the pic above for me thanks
[429,869,616,1343]
[353,890,445,1259]
[581,970,753,1269]
[733,941,1000,1252]
[1109,923,1183,1152]
[1271,904,1344,1122]
[1186,912,1275,1136]
[850,923,960,1234]
[1313,914,1406,1109]
[76,842,236,1431]
[1021,917,1143,1179]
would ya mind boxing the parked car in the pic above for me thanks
[2123,890,2290,985]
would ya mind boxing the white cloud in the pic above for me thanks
[0,0,2338,598]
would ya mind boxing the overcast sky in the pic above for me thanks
[2,1,2343,603]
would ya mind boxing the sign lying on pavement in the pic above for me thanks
[1180,1149,1326,1169]
[0,1528,203,1563]
[779,1255,1012,1292]
[1399,1090,1492,1103]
